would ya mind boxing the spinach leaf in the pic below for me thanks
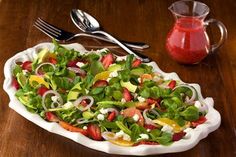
[180,106,199,121]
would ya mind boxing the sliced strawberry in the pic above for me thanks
[12,77,20,90]
[133,141,159,146]
[59,121,88,136]
[144,124,157,130]
[45,112,59,122]
[37,86,49,96]
[107,111,116,122]
[122,107,144,126]
[191,116,207,128]
[132,58,142,68]
[172,131,186,141]
[87,124,102,140]
[49,57,57,64]
[22,61,32,72]
[123,87,133,102]
[67,60,78,67]
[101,53,114,69]
[93,80,108,88]
[168,80,176,90]
[146,98,162,108]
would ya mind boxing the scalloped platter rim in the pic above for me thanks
[3,43,221,156]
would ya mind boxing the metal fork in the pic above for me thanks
[34,18,149,50]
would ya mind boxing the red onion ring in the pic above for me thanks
[143,109,157,126]
[173,84,197,104]
[35,62,56,75]
[42,90,63,110]
[76,118,89,124]
[73,96,94,111]
[67,67,86,75]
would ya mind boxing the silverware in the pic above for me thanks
[70,9,151,63]
[34,18,148,51]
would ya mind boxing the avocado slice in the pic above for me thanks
[108,64,122,72]
[16,72,27,88]
[131,68,145,75]
[67,82,82,101]
[120,80,137,93]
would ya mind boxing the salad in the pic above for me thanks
[12,40,208,147]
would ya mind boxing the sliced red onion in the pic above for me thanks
[106,108,119,115]
[150,109,161,117]
[101,131,118,141]
[173,84,197,104]
[67,67,86,75]
[76,118,89,124]
[35,62,56,75]
[73,96,94,111]
[143,109,157,126]
[42,90,63,110]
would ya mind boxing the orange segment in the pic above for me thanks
[29,75,49,88]
[153,118,183,133]
[109,138,134,147]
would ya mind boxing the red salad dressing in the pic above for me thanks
[166,17,210,64]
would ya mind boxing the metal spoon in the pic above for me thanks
[70,9,151,62]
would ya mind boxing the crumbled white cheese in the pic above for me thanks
[121,98,126,103]
[137,96,145,103]
[115,130,125,138]
[51,95,59,102]
[109,71,118,78]
[137,134,149,141]
[97,114,105,121]
[83,126,88,130]
[123,133,131,141]
[85,89,89,94]
[137,78,141,83]
[146,129,151,132]
[76,62,85,67]
[161,125,173,134]
[116,57,124,61]
[133,93,138,98]
[22,70,28,75]
[183,128,193,139]
[106,77,111,82]
[132,114,139,122]
[115,130,131,141]
[100,108,109,114]
[63,101,73,109]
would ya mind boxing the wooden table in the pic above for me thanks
[0,0,235,156]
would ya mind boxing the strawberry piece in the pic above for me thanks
[122,107,144,126]
[87,124,102,140]
[132,58,142,68]
[22,61,32,72]
[93,80,108,88]
[12,77,20,90]
[67,60,78,67]
[191,116,207,128]
[123,87,133,102]
[37,86,49,96]
[172,131,186,141]
[168,80,176,90]
[45,112,59,122]
[146,98,162,108]
[49,57,57,64]
[144,124,157,130]
[59,121,88,136]
[107,111,116,122]
[134,141,159,146]
[101,53,114,69]
[80,99,88,107]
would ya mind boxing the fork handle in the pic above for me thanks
[72,33,149,50]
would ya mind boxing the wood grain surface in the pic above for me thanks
[0,0,236,156]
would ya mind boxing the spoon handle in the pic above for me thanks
[72,33,149,50]
[92,30,151,63]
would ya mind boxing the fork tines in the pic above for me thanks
[34,18,62,39]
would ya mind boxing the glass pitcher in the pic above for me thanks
[166,0,227,64]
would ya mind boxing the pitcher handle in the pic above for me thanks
[204,19,227,52]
